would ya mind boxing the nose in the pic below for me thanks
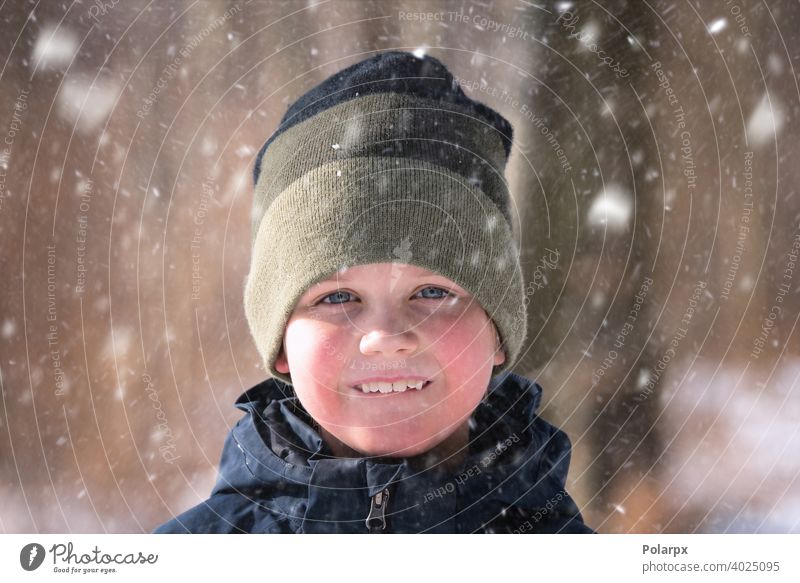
[358,312,420,357]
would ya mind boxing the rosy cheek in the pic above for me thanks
[290,324,354,380]
[437,318,492,367]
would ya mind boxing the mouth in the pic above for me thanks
[352,379,434,394]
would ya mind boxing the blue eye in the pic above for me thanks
[320,291,355,305]
[417,286,451,300]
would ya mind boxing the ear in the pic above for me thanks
[492,327,506,366]
[275,344,290,374]
[493,344,506,366]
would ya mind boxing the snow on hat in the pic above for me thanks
[244,50,526,385]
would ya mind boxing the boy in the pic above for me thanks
[154,51,592,533]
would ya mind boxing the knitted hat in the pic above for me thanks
[245,51,527,386]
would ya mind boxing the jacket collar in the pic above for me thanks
[212,371,568,533]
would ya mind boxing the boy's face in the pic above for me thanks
[275,262,506,458]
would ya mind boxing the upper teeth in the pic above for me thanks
[357,380,427,393]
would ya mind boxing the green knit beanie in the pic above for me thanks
[245,51,527,386]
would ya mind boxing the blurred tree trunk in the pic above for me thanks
[515,2,669,532]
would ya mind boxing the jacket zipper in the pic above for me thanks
[365,488,390,533]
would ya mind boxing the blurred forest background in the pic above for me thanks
[1,0,799,533]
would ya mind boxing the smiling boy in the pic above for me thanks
[154,51,592,534]
[278,262,504,466]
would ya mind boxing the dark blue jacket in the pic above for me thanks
[153,371,593,534]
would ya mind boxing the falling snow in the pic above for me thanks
[587,185,632,230]
[1,1,798,537]
[31,25,78,69]
[747,94,784,147]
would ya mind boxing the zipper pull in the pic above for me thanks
[365,488,390,533]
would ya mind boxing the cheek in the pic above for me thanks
[285,319,349,367]
[284,321,350,419]
[428,312,495,373]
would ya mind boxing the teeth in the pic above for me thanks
[357,380,427,393]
